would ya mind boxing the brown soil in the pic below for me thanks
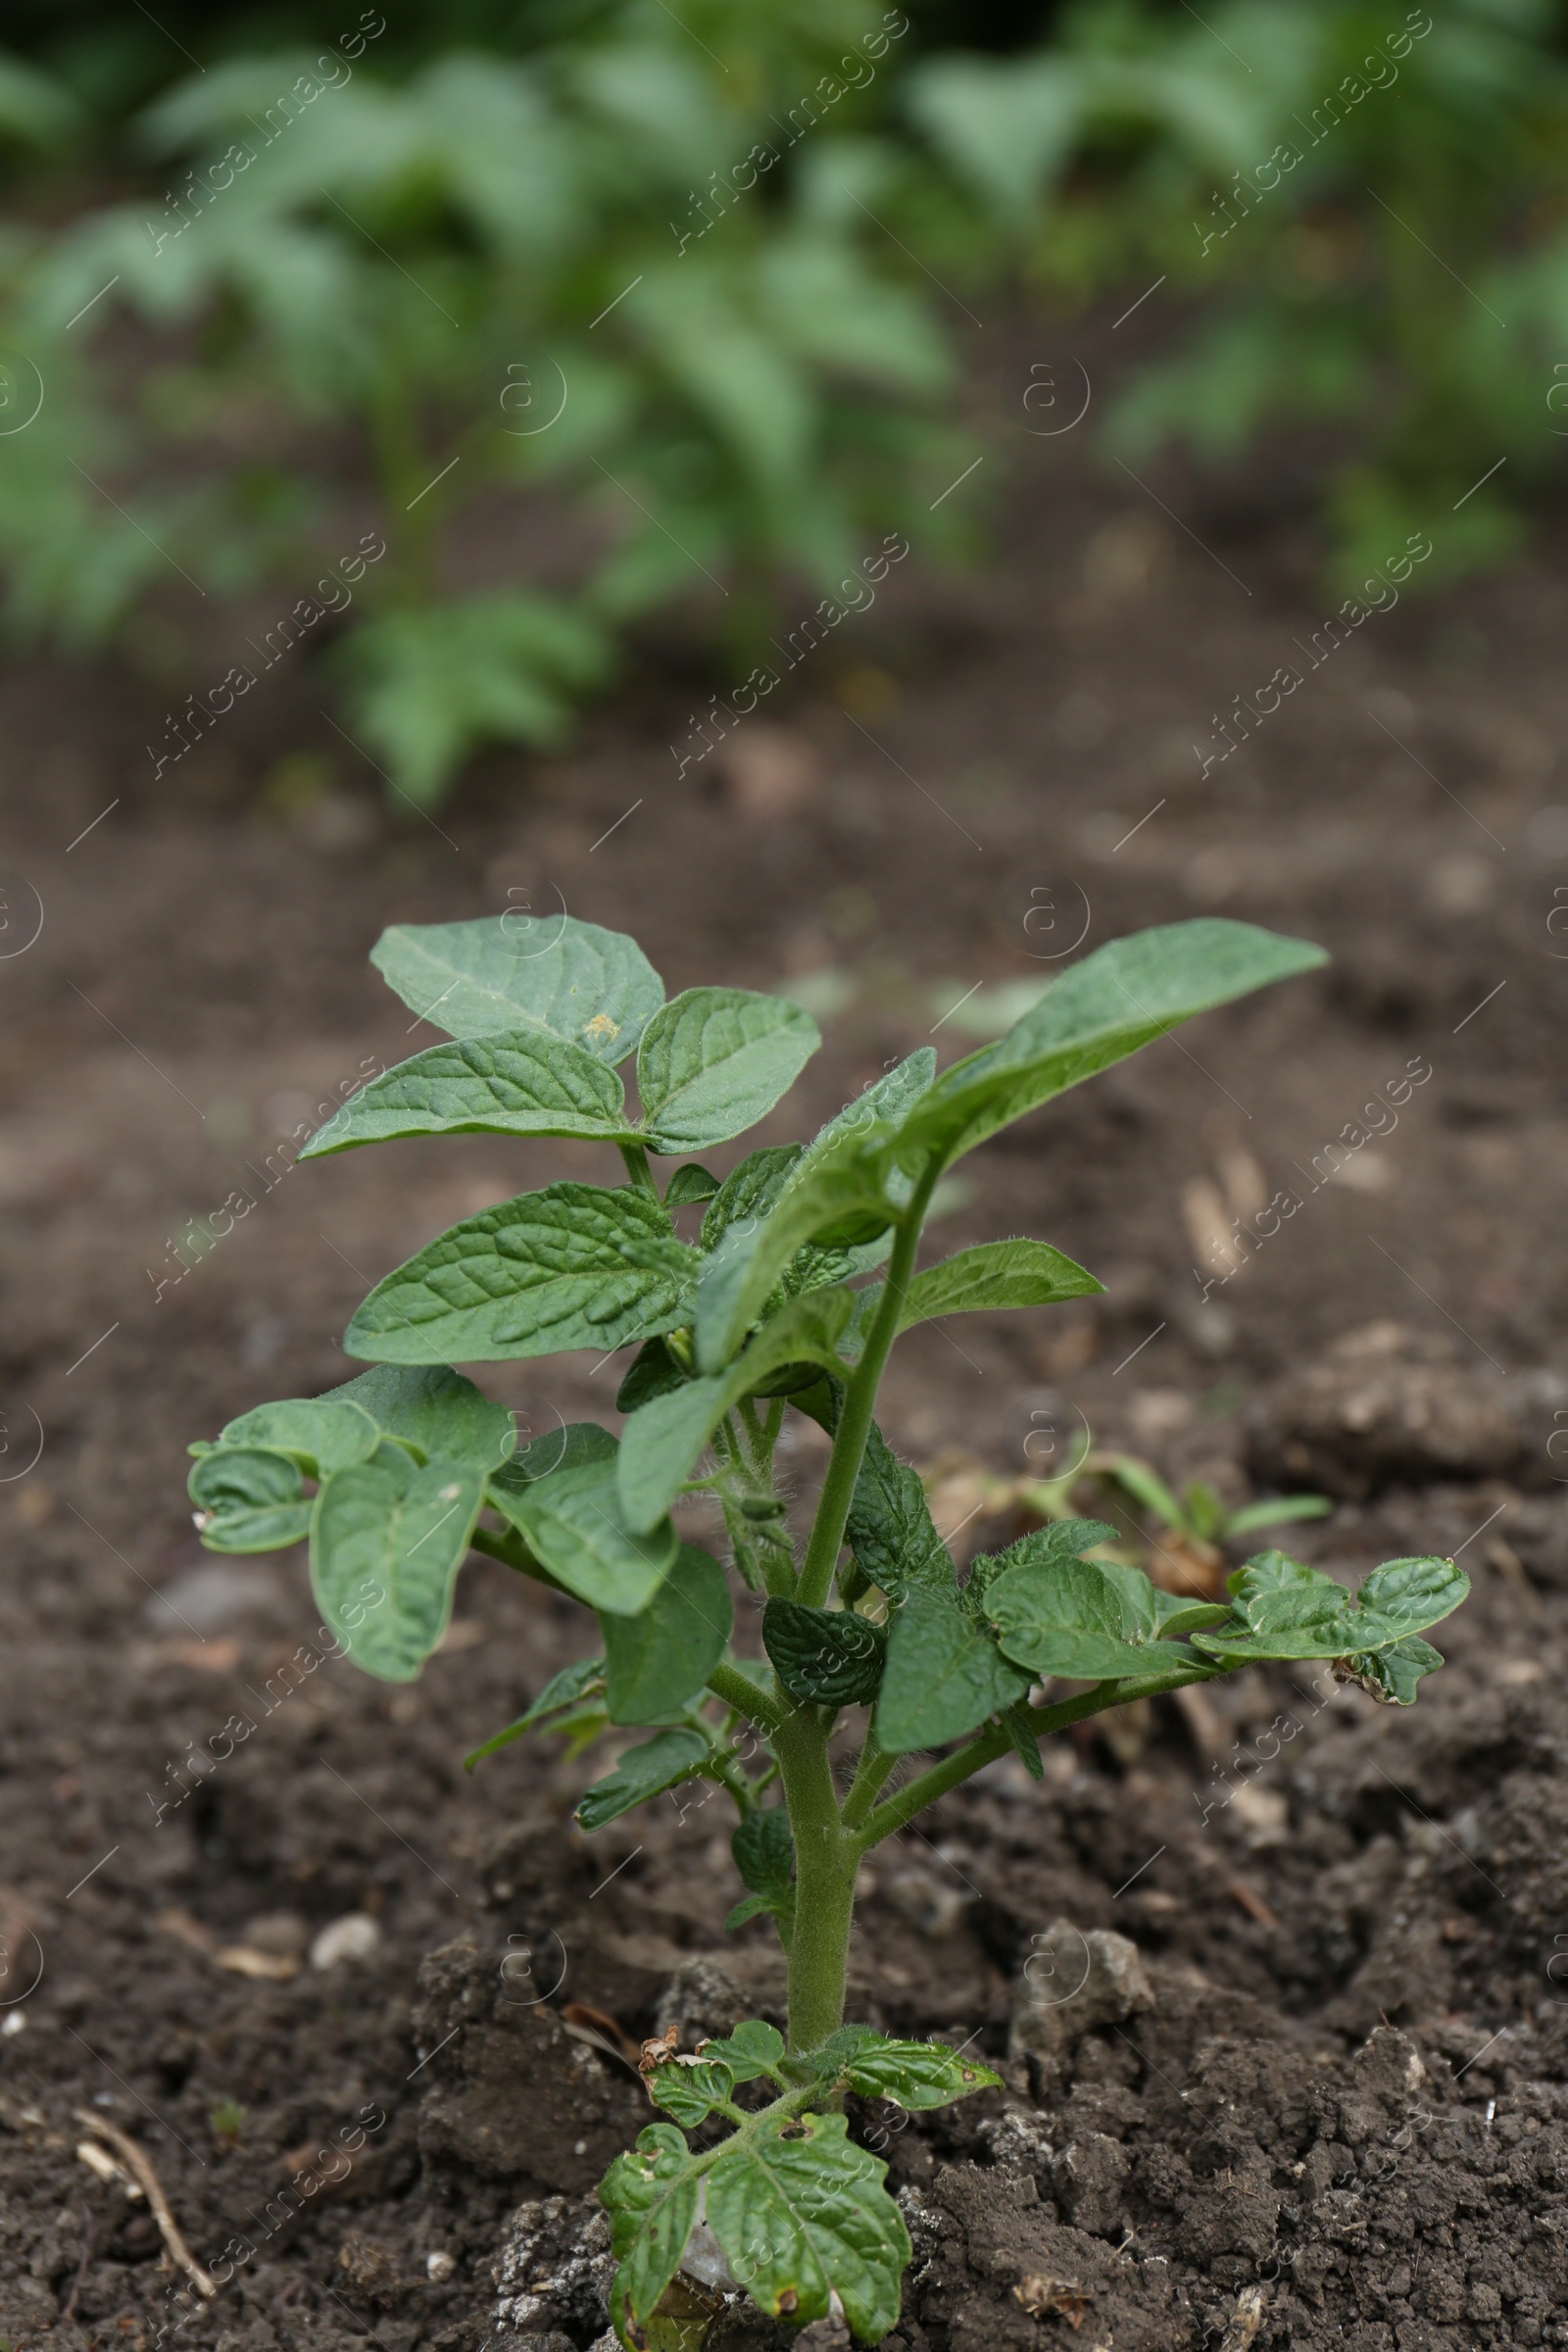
[4,321,1568,2349]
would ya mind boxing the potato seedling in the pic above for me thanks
[187,910,1468,2345]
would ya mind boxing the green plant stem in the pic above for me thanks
[798,1165,939,1610]
[841,1729,896,1831]
[617,1139,660,1195]
[706,1659,785,1736]
[771,1705,858,2048]
[854,1664,1223,1851]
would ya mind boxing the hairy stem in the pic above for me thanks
[798,1162,939,1609]
[772,1705,858,2047]
[841,1728,896,1831]
[854,1665,1224,1851]
[617,1139,660,1196]
[706,1659,786,1737]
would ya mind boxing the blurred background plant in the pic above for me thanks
[0,0,1564,806]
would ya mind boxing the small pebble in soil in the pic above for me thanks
[425,2249,456,2281]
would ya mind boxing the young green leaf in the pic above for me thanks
[617,1286,856,1534]
[845,1422,957,1603]
[491,1455,679,1614]
[646,2057,737,2129]
[637,987,820,1152]
[891,1237,1102,1329]
[370,912,663,1062]
[1225,1493,1333,1536]
[494,1420,618,1486]
[695,1125,896,1374]
[732,1810,794,1902]
[664,1162,721,1205]
[189,1448,311,1552]
[326,1364,516,1474]
[808,1046,936,1157]
[832,2031,1004,2111]
[762,1596,886,1706]
[704,2107,908,2342]
[601,2121,702,2342]
[299,1031,638,1157]
[311,1446,485,1680]
[345,1182,700,1365]
[875,1591,1031,1753]
[897,919,1327,1169]
[219,1396,380,1478]
[614,1336,691,1414]
[575,1726,710,1831]
[602,1543,733,1724]
[1339,1635,1447,1705]
[1191,1551,1468,1664]
[464,1655,606,1770]
[700,1143,802,1251]
[984,1539,1207,1681]
[699,2019,788,2083]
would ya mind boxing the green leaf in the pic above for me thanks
[705,2107,908,2342]
[575,1726,710,1831]
[614,1337,691,1415]
[984,1535,1203,1681]
[369,911,662,1061]
[1340,1635,1446,1705]
[346,1182,700,1365]
[762,1597,886,1706]
[602,1544,733,1723]
[326,1365,516,1474]
[700,2020,787,2083]
[494,1420,618,1487]
[345,593,612,811]
[1227,1547,1344,1605]
[464,1656,606,1770]
[311,1446,484,1681]
[732,1809,794,1900]
[1225,1494,1333,1536]
[664,1163,721,1205]
[218,1396,380,1478]
[647,2056,737,2129]
[898,920,1327,1169]
[601,2121,701,2340]
[1101,1453,1187,1533]
[835,2032,1004,2111]
[809,1047,936,1156]
[617,1288,855,1534]
[491,1454,678,1615]
[1357,1554,1469,1636]
[700,1143,803,1252]
[1000,1698,1045,1779]
[725,1892,781,1933]
[876,1591,1031,1754]
[845,1422,957,1603]
[637,988,820,1152]
[299,1031,637,1157]
[893,1238,1102,1329]
[1190,1550,1468,1665]
[695,1124,896,1374]
[189,1449,311,1553]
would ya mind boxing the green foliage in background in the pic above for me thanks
[0,0,959,805]
[906,0,1568,588]
[0,0,1564,805]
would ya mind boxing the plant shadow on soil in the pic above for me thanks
[6,334,1568,2347]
